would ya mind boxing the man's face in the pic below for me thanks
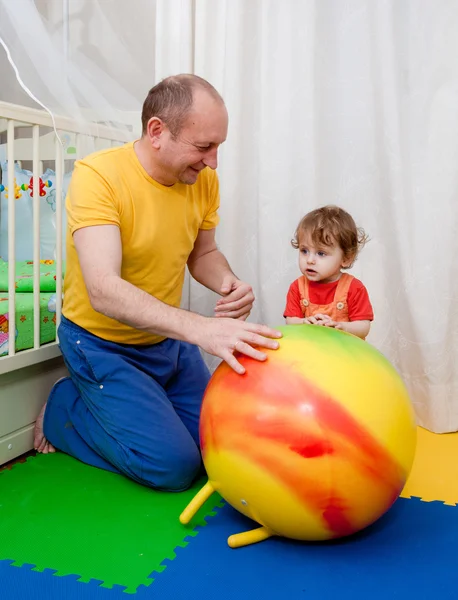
[156,89,228,185]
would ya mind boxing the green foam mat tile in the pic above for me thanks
[0,453,223,593]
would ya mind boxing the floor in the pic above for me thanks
[1,426,457,599]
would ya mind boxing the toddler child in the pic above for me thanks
[284,205,373,339]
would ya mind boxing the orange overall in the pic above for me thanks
[297,273,354,322]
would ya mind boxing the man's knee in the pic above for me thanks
[135,439,202,492]
[158,444,202,492]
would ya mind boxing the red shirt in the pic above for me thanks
[284,277,374,321]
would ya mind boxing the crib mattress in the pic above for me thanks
[0,293,57,356]
[0,258,65,292]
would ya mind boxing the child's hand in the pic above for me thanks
[304,314,332,326]
[323,319,344,330]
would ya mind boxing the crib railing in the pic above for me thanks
[0,100,133,374]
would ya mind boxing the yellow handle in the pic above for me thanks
[228,526,274,548]
[179,481,215,525]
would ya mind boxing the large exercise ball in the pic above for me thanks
[198,325,417,546]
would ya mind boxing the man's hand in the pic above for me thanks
[194,317,282,374]
[214,275,254,321]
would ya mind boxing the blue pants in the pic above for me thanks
[44,316,210,491]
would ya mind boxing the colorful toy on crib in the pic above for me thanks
[0,179,23,199]
[0,177,52,199]
[180,324,417,548]
[21,177,53,197]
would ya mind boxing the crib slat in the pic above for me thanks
[75,133,80,159]
[7,120,15,357]
[32,125,40,348]
[55,135,63,332]
[0,101,134,142]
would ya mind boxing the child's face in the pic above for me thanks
[298,235,351,283]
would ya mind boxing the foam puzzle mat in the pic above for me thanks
[0,453,223,594]
[1,426,458,599]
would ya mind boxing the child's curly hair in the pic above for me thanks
[291,205,368,268]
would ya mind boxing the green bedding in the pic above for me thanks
[0,292,57,356]
[0,258,65,292]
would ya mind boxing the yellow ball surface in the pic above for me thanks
[199,325,417,541]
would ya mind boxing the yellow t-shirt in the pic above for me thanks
[63,142,220,345]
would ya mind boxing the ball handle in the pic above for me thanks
[227,526,274,548]
[179,480,215,525]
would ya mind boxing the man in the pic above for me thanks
[33,74,282,491]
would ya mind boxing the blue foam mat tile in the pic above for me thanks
[1,559,15,567]
[135,583,155,595]
[11,562,37,569]
[87,579,105,587]
[144,497,458,600]
[0,560,129,600]
[34,567,59,576]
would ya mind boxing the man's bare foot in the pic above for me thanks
[33,403,56,454]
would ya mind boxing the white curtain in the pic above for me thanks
[191,0,458,433]
[1,0,457,433]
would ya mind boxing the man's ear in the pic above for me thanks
[146,117,165,149]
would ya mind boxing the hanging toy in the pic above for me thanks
[22,177,53,197]
[0,179,22,199]
[13,180,22,199]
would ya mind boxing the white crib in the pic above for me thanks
[0,100,133,465]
